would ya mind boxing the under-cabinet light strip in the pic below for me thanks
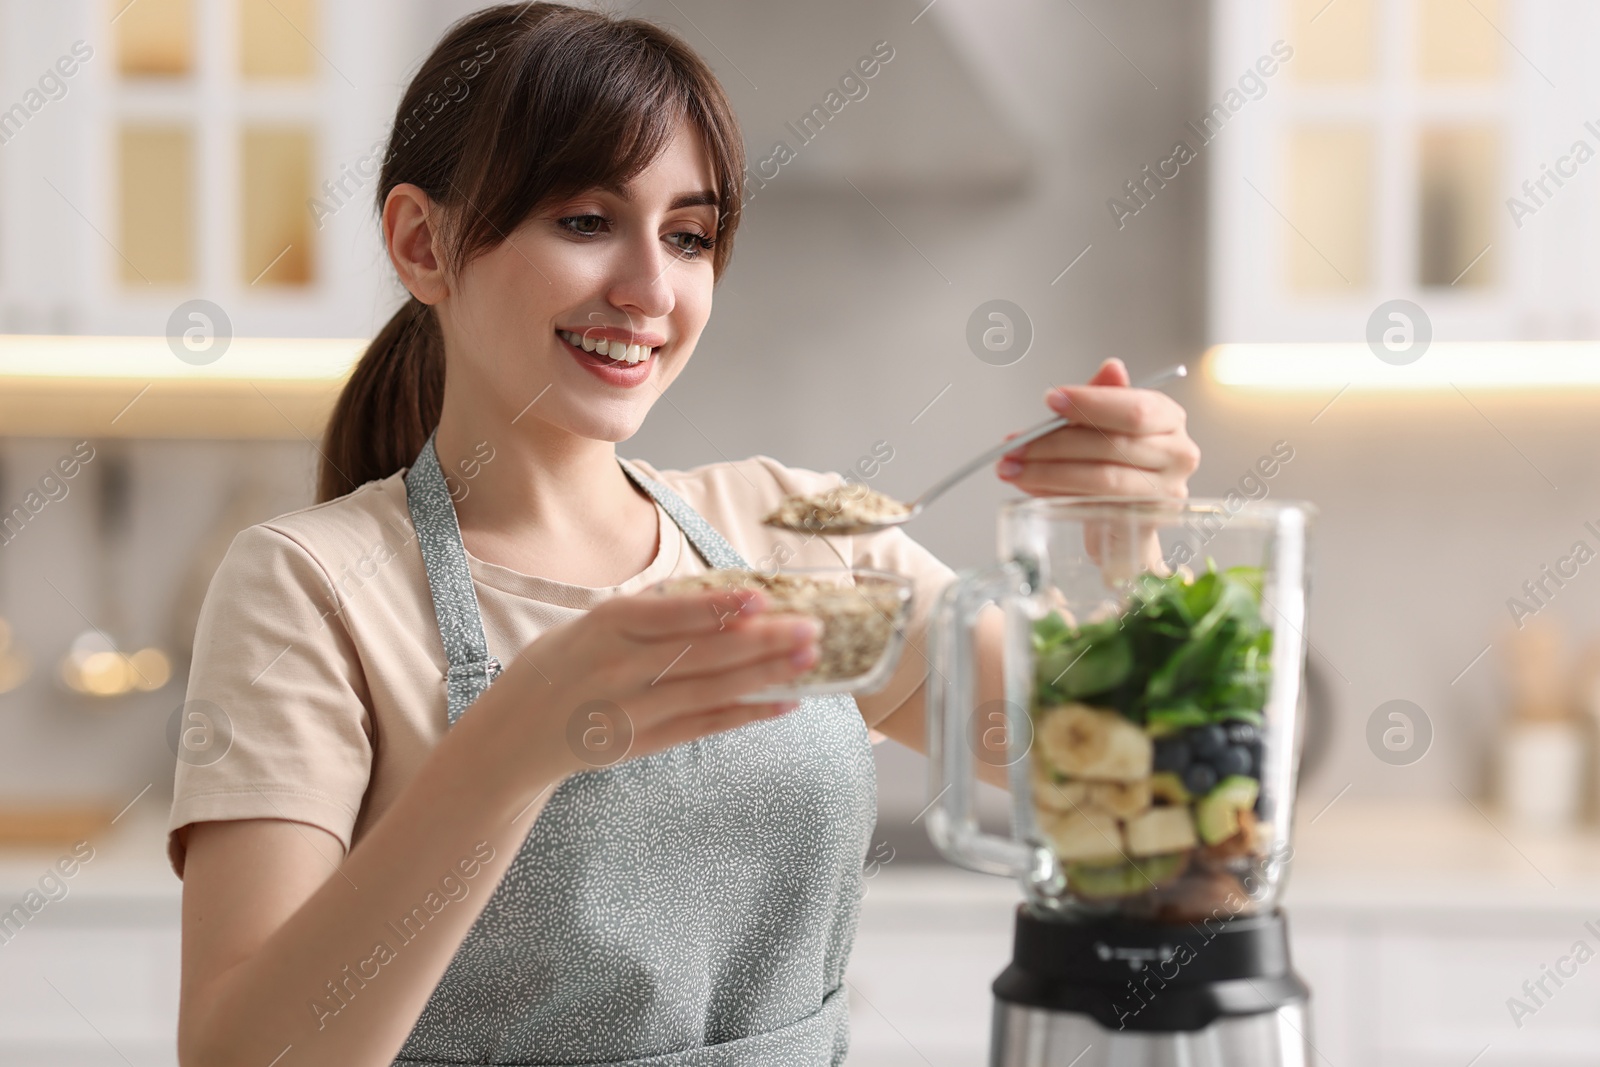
[1207,343,1600,390]
[0,335,367,381]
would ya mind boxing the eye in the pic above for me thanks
[558,214,607,236]
[666,231,715,257]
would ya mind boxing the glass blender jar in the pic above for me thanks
[926,495,1315,1066]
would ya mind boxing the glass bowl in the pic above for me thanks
[654,566,914,703]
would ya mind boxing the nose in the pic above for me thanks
[605,234,676,322]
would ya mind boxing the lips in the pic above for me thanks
[557,330,657,387]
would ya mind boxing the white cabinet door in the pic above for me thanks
[0,905,180,1067]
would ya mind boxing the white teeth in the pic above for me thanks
[561,329,654,364]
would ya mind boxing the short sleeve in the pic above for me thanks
[747,457,959,724]
[848,522,960,722]
[167,524,374,880]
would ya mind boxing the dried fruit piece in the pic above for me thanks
[1152,868,1253,922]
[1197,809,1266,866]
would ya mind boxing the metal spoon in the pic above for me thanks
[766,363,1187,537]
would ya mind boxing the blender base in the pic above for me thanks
[992,1004,1305,1067]
[990,1001,1309,1067]
[987,906,1311,1066]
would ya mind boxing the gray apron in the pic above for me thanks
[392,433,877,1066]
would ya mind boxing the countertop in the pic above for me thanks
[6,798,1600,914]
[0,802,177,917]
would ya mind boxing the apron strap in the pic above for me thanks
[616,456,750,571]
[404,434,757,725]
[405,433,504,725]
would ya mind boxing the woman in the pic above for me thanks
[168,5,1198,1066]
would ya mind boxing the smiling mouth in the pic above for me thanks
[558,329,658,366]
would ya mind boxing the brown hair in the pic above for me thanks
[316,3,746,503]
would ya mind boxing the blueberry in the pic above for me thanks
[1214,745,1252,777]
[1224,722,1259,746]
[1190,724,1227,759]
[1246,741,1264,777]
[1182,763,1218,795]
[1153,738,1192,773]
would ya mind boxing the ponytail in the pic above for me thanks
[316,296,443,503]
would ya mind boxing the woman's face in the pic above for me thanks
[438,119,720,443]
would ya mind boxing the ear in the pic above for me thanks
[1087,357,1131,387]
[383,183,449,305]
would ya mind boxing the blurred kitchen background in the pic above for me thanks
[2,0,1600,1064]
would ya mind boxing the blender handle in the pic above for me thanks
[924,561,1033,879]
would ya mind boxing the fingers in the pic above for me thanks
[1003,425,1183,471]
[605,586,772,641]
[631,613,822,685]
[1046,384,1187,436]
[1086,357,1131,386]
[1002,459,1184,498]
[632,642,819,719]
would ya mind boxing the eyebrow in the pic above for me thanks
[599,184,719,211]
[669,190,719,210]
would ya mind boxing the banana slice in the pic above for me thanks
[1036,703,1153,782]
[1089,778,1153,818]
[1031,757,1091,812]
[1039,805,1124,864]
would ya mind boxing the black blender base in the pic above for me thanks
[987,906,1311,1066]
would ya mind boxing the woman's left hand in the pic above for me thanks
[995,357,1200,499]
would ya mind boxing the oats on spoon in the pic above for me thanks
[763,482,913,535]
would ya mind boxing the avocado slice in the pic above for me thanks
[1150,771,1191,805]
[1066,852,1188,900]
[1195,775,1260,845]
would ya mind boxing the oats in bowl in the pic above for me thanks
[654,566,914,699]
[763,483,912,534]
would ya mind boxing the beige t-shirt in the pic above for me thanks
[167,454,958,879]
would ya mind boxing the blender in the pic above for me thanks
[925,496,1315,1066]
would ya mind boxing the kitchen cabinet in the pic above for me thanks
[1283,799,1600,1067]
[0,807,180,1067]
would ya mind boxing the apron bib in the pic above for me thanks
[391,433,877,1066]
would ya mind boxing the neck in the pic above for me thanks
[433,400,641,540]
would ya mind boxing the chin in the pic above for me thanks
[563,406,650,444]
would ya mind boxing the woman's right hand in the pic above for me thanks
[494,585,821,781]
